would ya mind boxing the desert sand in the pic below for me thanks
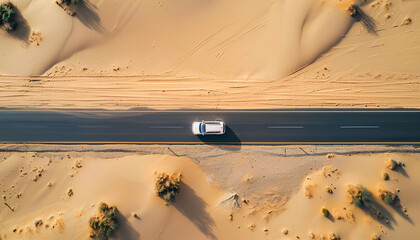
[0,0,419,109]
[0,145,419,240]
[0,1,419,239]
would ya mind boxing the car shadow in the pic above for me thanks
[197,126,242,150]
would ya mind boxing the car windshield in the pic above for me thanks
[200,123,206,133]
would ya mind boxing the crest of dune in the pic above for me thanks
[0,0,353,79]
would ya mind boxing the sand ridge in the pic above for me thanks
[1,145,420,239]
[0,0,419,110]
[1,0,355,78]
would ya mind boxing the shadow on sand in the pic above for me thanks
[6,5,31,42]
[197,126,242,151]
[114,211,141,240]
[389,197,414,225]
[326,213,335,223]
[75,0,105,33]
[357,188,396,230]
[174,183,217,240]
[352,5,377,35]
[394,165,409,179]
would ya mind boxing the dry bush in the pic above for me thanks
[322,208,330,217]
[89,202,119,240]
[346,4,358,16]
[155,172,182,203]
[0,2,17,31]
[320,233,341,240]
[56,0,81,16]
[58,0,82,6]
[386,159,402,170]
[345,184,372,208]
[378,186,399,206]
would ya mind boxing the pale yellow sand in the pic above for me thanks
[0,0,354,78]
[0,0,419,110]
[1,145,419,239]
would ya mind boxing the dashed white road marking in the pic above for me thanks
[340,126,379,129]
[149,126,184,129]
[268,126,304,129]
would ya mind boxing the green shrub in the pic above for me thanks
[155,172,182,203]
[59,0,82,6]
[354,198,363,207]
[89,202,119,240]
[56,0,81,16]
[347,4,358,16]
[321,208,330,218]
[360,187,372,208]
[346,184,373,208]
[0,2,17,31]
[378,188,399,206]
[384,195,394,205]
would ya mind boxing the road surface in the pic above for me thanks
[0,110,419,144]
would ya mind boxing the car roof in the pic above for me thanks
[205,123,222,133]
[203,121,222,124]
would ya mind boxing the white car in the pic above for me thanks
[192,120,226,135]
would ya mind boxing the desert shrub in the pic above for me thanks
[0,2,17,31]
[89,202,119,240]
[58,0,82,6]
[155,172,181,203]
[322,208,330,218]
[346,4,358,16]
[387,159,403,171]
[329,233,341,240]
[346,184,361,204]
[378,188,399,206]
[371,234,381,240]
[354,198,363,208]
[346,184,372,208]
[360,187,372,208]
[56,0,81,15]
[384,195,395,205]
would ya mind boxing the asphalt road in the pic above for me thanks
[0,110,419,144]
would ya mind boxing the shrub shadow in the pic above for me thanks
[326,214,335,223]
[173,183,217,240]
[114,211,141,240]
[75,0,105,33]
[394,166,409,179]
[6,6,31,42]
[357,188,396,229]
[352,5,377,35]
[389,198,414,225]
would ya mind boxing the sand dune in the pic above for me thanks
[1,0,419,110]
[1,0,419,239]
[1,0,355,78]
[0,145,419,239]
